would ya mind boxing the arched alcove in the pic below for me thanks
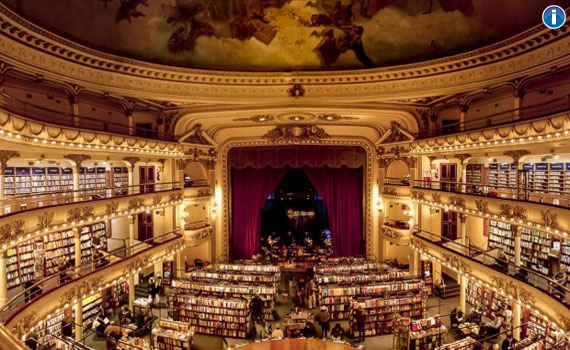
[184,161,208,185]
[386,159,410,180]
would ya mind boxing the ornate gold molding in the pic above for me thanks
[152,195,163,205]
[498,204,527,220]
[105,201,119,216]
[64,154,91,170]
[441,253,472,275]
[128,198,145,211]
[475,199,489,214]
[0,150,19,172]
[412,191,425,200]
[503,150,530,164]
[431,193,442,204]
[262,125,330,143]
[0,220,24,246]
[490,275,536,306]
[382,187,397,196]
[448,195,466,209]
[540,210,558,229]
[66,206,95,224]
[123,157,140,168]
[36,212,54,231]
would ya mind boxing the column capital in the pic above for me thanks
[503,150,530,165]
[127,215,136,224]
[72,227,80,239]
[459,213,467,223]
[64,154,91,171]
[0,150,20,173]
[123,157,140,168]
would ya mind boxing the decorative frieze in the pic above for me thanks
[489,275,535,306]
[64,154,91,170]
[441,253,472,275]
[431,193,442,204]
[448,195,466,209]
[128,198,145,210]
[36,212,54,231]
[123,157,140,168]
[412,191,425,200]
[540,210,558,229]
[382,187,397,196]
[262,125,330,143]
[475,199,489,214]
[0,150,19,172]
[498,204,527,220]
[152,195,163,205]
[0,220,24,245]
[105,201,119,216]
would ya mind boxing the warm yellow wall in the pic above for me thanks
[384,242,409,265]
[466,216,487,250]
[182,241,212,265]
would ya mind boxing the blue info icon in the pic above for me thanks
[543,5,566,29]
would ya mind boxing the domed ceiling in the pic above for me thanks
[2,0,566,71]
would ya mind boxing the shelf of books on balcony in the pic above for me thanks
[167,294,249,338]
[465,164,483,186]
[189,266,280,287]
[313,260,382,275]
[488,220,515,263]
[466,281,510,321]
[73,293,102,330]
[520,227,557,276]
[3,166,74,198]
[408,316,447,350]
[5,222,108,289]
[36,311,65,350]
[112,167,129,190]
[152,319,193,350]
[79,167,107,193]
[525,314,565,349]
[319,279,425,321]
[315,270,405,286]
[525,163,549,194]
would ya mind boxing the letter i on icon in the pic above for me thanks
[552,9,557,25]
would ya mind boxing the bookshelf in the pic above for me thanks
[216,262,280,274]
[527,163,548,194]
[6,240,35,289]
[170,279,276,321]
[348,293,428,337]
[36,311,64,350]
[74,293,102,329]
[408,317,447,350]
[488,220,515,263]
[47,167,61,193]
[117,337,151,350]
[167,294,249,338]
[520,227,555,276]
[152,319,193,350]
[31,167,47,194]
[466,281,510,320]
[314,261,381,275]
[320,279,425,321]
[561,240,570,273]
[43,230,74,276]
[488,163,499,188]
[6,248,20,289]
[315,271,404,286]
[526,314,558,349]
[96,167,107,189]
[465,164,483,185]
[61,168,74,192]
[190,268,280,287]
[113,167,129,189]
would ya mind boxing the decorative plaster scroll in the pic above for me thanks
[128,198,145,210]
[540,210,558,229]
[498,204,527,220]
[64,154,91,170]
[431,193,442,204]
[36,212,54,231]
[152,195,163,205]
[0,220,24,246]
[123,157,140,168]
[475,199,489,214]
[0,150,19,172]
[503,150,530,163]
[448,195,466,209]
[490,275,536,307]
[105,201,119,216]
[412,191,425,200]
[169,192,183,202]
[121,254,152,277]
[441,253,472,275]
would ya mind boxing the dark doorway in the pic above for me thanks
[139,166,155,193]
[137,213,153,241]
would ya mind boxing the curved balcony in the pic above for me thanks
[411,229,570,332]
[0,229,184,342]
[0,96,183,157]
[411,181,570,240]
[0,182,182,251]
[412,95,570,154]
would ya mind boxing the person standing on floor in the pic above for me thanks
[354,304,366,343]
[308,278,316,309]
[318,306,331,339]
[251,294,264,323]
[148,277,157,306]
[289,277,297,301]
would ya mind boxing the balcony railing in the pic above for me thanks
[384,177,410,186]
[413,179,570,209]
[0,181,181,217]
[0,92,177,141]
[0,228,181,324]
[415,95,570,139]
[413,228,570,308]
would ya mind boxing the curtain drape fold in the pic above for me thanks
[231,167,287,259]
[304,166,363,256]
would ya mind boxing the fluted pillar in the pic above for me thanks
[0,251,8,309]
[74,300,83,341]
[73,228,81,277]
[128,273,135,312]
[512,301,521,340]
[514,226,522,267]
[128,215,136,254]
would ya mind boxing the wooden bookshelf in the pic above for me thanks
[348,293,428,337]
[36,311,64,350]
[112,167,129,189]
[465,164,483,185]
[488,163,499,189]
[152,319,193,350]
[408,317,447,350]
[488,220,515,263]
[167,294,249,338]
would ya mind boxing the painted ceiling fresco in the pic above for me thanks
[2,0,567,71]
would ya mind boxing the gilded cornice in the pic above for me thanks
[0,3,568,102]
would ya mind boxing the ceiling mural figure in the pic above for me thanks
[2,0,566,71]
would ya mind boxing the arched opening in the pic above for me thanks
[184,162,209,187]
[386,159,410,185]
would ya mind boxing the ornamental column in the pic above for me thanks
[128,215,136,255]
[503,150,530,201]
[514,226,522,268]
[513,86,525,121]
[75,300,83,341]
[0,251,8,308]
[128,273,135,312]
[64,154,91,202]
[0,151,20,203]
[512,301,522,340]
[73,228,81,277]
[124,105,135,136]
[459,103,469,131]
[68,91,81,128]
[123,158,140,194]
[459,214,467,313]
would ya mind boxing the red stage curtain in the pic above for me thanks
[231,167,287,259]
[304,166,363,256]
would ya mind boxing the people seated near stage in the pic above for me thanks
[331,323,345,341]
[270,324,284,339]
[302,321,317,338]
